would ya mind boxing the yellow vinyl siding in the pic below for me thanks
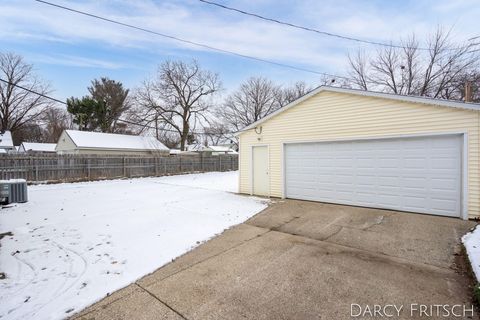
[238,91,480,219]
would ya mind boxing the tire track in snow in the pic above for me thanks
[22,239,88,319]
[1,250,38,317]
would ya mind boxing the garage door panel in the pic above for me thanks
[431,179,458,191]
[376,176,399,186]
[404,158,428,169]
[432,158,459,169]
[285,135,462,217]
[377,195,402,206]
[431,198,457,208]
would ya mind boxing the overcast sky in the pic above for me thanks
[2,0,480,100]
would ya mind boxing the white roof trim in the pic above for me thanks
[236,86,480,135]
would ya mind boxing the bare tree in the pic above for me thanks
[0,52,52,139]
[218,77,282,131]
[217,77,316,131]
[134,60,221,150]
[155,130,181,149]
[42,107,71,142]
[12,123,47,145]
[348,28,479,99]
[202,121,233,146]
[448,71,480,102]
[280,81,313,106]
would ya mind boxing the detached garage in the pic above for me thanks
[237,87,480,220]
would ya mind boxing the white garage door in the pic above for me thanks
[285,135,462,217]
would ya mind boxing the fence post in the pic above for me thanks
[219,155,221,171]
[179,156,182,173]
[35,161,39,182]
[123,157,126,177]
[87,158,91,179]
[200,153,204,172]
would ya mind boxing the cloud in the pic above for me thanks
[1,0,479,77]
[29,54,126,69]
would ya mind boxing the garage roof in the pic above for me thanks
[237,86,480,134]
[64,130,169,151]
[20,142,57,152]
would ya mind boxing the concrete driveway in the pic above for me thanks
[73,200,477,320]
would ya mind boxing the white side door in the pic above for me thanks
[252,146,269,196]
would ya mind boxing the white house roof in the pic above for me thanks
[237,86,480,134]
[21,142,57,152]
[186,144,209,152]
[208,145,236,152]
[0,131,14,149]
[63,130,169,151]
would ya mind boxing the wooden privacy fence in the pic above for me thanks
[0,153,238,183]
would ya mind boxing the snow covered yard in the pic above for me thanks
[0,171,268,320]
[463,226,480,282]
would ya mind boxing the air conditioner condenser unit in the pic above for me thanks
[0,179,28,205]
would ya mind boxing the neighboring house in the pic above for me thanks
[185,144,237,155]
[169,149,198,156]
[19,142,57,153]
[170,149,182,155]
[215,134,238,151]
[186,144,209,152]
[208,145,238,156]
[56,130,169,155]
[0,131,15,153]
[236,86,480,220]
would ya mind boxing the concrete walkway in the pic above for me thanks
[73,200,477,320]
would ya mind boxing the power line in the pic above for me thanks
[34,0,350,81]
[0,77,232,135]
[0,78,65,105]
[198,0,474,52]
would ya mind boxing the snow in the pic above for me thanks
[0,131,14,149]
[20,143,57,152]
[0,179,26,183]
[0,171,267,320]
[157,171,239,193]
[462,226,480,282]
[65,130,169,151]
[209,145,233,152]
